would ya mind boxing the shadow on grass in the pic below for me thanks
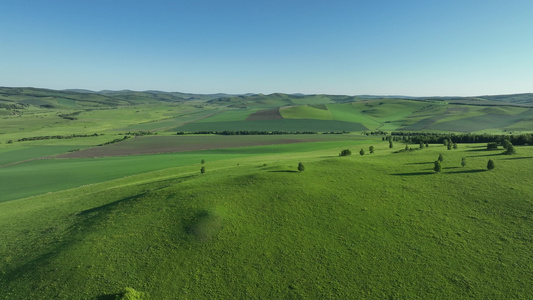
[269,170,299,173]
[503,156,533,160]
[77,192,147,216]
[446,169,486,174]
[391,171,435,176]
[443,166,460,170]
[405,161,434,165]
[467,152,504,158]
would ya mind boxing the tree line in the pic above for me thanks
[17,133,102,142]
[383,132,533,146]
[177,130,341,135]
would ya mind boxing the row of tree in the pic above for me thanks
[385,132,533,146]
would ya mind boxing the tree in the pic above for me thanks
[298,162,305,172]
[487,159,495,170]
[405,144,409,151]
[447,142,452,150]
[425,142,429,148]
[461,157,466,167]
[201,159,205,164]
[443,139,449,147]
[359,148,365,156]
[389,140,393,148]
[419,142,424,149]
[339,149,351,156]
[453,143,458,149]
[200,166,206,174]
[487,142,498,150]
[434,160,442,173]
[438,154,444,162]
[369,146,374,153]
[503,143,516,155]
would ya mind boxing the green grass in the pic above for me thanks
[0,137,370,203]
[280,105,333,120]
[1,142,532,299]
[176,119,368,132]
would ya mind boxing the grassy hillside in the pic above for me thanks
[1,142,532,299]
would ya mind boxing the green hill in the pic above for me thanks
[1,142,532,299]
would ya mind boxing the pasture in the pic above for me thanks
[1,87,532,299]
[1,141,532,299]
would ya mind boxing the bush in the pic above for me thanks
[339,149,351,156]
[298,162,305,172]
[200,166,206,174]
[359,148,365,156]
[487,142,498,150]
[438,154,444,162]
[369,146,374,153]
[118,287,144,300]
[434,160,442,173]
[487,159,495,170]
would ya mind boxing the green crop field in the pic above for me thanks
[1,87,532,299]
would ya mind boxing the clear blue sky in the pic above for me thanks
[1,0,532,96]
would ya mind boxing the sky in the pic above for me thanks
[1,0,532,96]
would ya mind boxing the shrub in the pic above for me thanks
[339,149,351,156]
[200,166,206,174]
[487,142,498,150]
[461,157,466,167]
[434,160,442,173]
[438,154,444,162]
[118,287,144,300]
[369,146,374,153]
[487,159,495,170]
[360,148,365,156]
[298,162,305,172]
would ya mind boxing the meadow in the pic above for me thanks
[0,88,532,299]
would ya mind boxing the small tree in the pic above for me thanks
[443,139,449,147]
[369,146,374,153]
[487,142,498,150]
[389,140,393,148]
[359,148,365,156]
[503,143,516,155]
[201,159,205,164]
[438,154,444,162]
[447,142,452,150]
[298,162,305,172]
[487,159,495,170]
[405,144,409,151]
[419,142,424,149]
[425,142,429,148]
[200,166,206,174]
[339,149,351,156]
[453,143,458,149]
[461,157,466,167]
[434,160,442,173]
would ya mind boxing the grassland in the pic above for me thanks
[1,87,532,299]
[1,141,532,299]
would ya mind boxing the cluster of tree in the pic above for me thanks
[17,133,101,142]
[0,102,27,110]
[339,149,351,156]
[97,135,130,146]
[177,130,318,135]
[58,111,83,120]
[322,131,350,134]
[434,154,495,173]
[364,130,387,136]
[120,131,155,136]
[386,132,533,146]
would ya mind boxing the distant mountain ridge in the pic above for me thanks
[1,86,532,109]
